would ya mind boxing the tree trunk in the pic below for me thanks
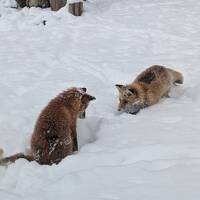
[26,0,50,8]
[68,2,83,16]
[50,0,67,11]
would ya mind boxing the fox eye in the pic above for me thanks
[124,100,128,104]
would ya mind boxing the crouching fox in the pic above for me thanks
[116,65,183,115]
[0,87,95,165]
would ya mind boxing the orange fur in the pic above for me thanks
[0,88,95,166]
[116,65,183,114]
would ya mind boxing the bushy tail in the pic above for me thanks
[0,152,34,166]
[167,68,184,84]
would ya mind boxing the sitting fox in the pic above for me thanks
[116,65,183,115]
[0,87,95,165]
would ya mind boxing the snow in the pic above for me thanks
[0,0,200,199]
[67,0,83,3]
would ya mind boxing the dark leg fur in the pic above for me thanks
[71,128,78,152]
[73,134,78,151]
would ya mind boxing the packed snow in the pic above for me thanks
[0,0,200,199]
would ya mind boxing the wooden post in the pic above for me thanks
[26,0,50,8]
[0,148,3,158]
[50,0,67,11]
[16,0,26,8]
[68,2,83,16]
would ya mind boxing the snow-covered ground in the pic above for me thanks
[0,0,200,199]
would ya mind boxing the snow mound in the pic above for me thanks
[0,0,200,199]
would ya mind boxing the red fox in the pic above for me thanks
[116,65,183,114]
[0,87,95,165]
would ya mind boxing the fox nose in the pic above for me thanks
[118,108,121,111]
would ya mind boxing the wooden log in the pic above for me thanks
[50,0,67,11]
[26,0,50,8]
[16,0,26,8]
[68,2,83,16]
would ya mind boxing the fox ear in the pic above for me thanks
[88,95,96,101]
[82,94,96,102]
[115,84,123,88]
[80,88,87,92]
[115,84,125,91]
[128,88,138,95]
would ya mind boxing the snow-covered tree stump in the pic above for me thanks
[26,0,50,8]
[50,0,67,11]
[68,2,83,16]
[16,0,26,8]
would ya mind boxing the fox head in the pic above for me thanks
[60,88,96,119]
[79,88,96,119]
[115,84,141,115]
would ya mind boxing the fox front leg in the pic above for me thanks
[72,130,78,152]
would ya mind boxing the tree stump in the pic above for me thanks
[50,0,67,11]
[16,0,26,8]
[26,0,50,8]
[68,2,83,16]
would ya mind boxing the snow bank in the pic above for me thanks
[0,0,200,199]
[67,0,83,3]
